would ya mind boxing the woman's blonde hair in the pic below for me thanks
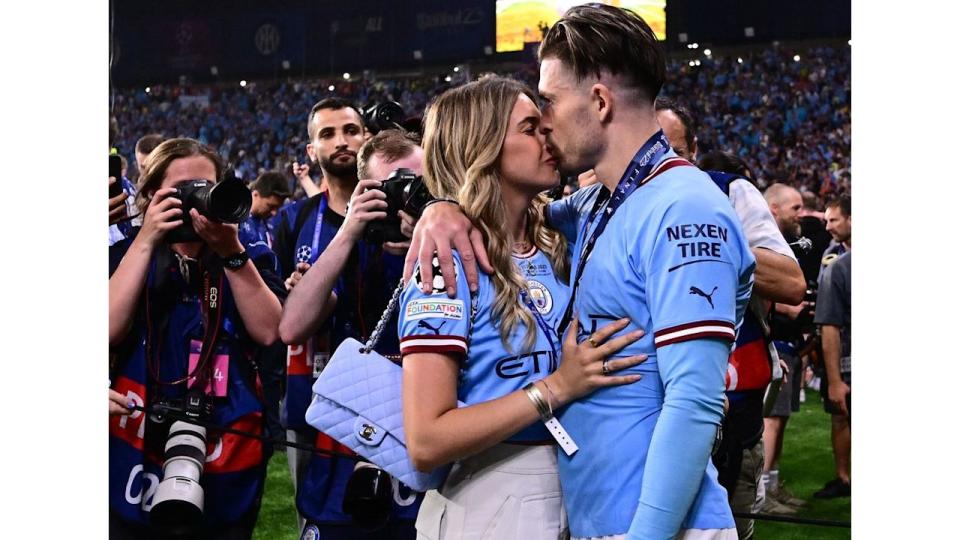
[422,75,569,352]
[135,138,224,216]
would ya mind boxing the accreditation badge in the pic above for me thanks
[311,330,331,379]
[187,339,229,397]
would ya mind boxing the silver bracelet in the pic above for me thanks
[523,382,552,422]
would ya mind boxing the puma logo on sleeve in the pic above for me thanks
[688,286,718,309]
[416,320,447,336]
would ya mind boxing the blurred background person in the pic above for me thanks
[813,195,852,499]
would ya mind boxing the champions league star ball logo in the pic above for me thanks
[415,256,457,294]
[296,245,312,264]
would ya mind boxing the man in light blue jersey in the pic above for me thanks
[405,5,756,539]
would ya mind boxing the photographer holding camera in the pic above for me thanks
[272,99,421,539]
[109,138,286,539]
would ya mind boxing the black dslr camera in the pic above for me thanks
[165,174,252,244]
[361,101,405,135]
[363,168,434,245]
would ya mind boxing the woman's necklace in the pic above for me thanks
[512,239,533,255]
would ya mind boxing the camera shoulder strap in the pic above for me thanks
[145,254,226,389]
[191,259,226,392]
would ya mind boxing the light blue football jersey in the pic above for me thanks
[398,248,569,442]
[552,153,755,538]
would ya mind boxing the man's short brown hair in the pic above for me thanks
[538,3,666,103]
[825,194,851,218]
[135,133,165,156]
[249,171,291,198]
[357,129,421,180]
[307,97,363,141]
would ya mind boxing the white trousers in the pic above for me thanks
[415,443,568,540]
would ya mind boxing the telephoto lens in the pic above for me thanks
[150,421,208,537]
[343,461,393,530]
[361,101,404,135]
[166,176,253,243]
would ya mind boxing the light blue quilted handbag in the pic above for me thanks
[305,280,471,492]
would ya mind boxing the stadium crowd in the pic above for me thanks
[111,43,850,201]
[108,10,851,538]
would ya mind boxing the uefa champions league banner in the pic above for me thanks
[111,0,493,85]
[303,0,493,71]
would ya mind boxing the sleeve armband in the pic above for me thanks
[653,320,735,348]
[400,335,468,357]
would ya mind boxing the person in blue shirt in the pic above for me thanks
[394,76,646,540]
[109,154,143,246]
[404,6,756,539]
[240,171,291,248]
[108,138,285,539]
[276,119,425,540]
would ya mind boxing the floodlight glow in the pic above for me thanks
[240,80,247,87]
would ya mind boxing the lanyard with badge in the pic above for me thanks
[519,284,578,455]
[297,194,329,266]
[558,130,678,335]
[293,194,336,377]
[145,255,227,398]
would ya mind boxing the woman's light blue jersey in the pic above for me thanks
[399,248,570,442]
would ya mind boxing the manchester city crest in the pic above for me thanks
[300,524,320,540]
[527,280,553,315]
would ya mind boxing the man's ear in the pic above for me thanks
[305,143,316,162]
[590,83,614,124]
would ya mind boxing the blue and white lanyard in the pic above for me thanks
[297,194,329,265]
[558,130,672,334]
[519,287,561,359]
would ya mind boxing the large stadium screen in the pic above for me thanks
[496,1,666,53]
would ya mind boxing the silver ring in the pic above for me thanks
[601,359,610,376]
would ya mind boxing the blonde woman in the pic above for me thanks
[398,76,645,539]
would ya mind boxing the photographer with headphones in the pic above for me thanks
[108,138,286,539]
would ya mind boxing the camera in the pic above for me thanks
[343,461,393,530]
[147,395,212,537]
[361,101,405,135]
[363,168,435,245]
[166,174,252,244]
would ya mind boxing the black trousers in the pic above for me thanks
[109,504,260,540]
[257,340,289,450]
